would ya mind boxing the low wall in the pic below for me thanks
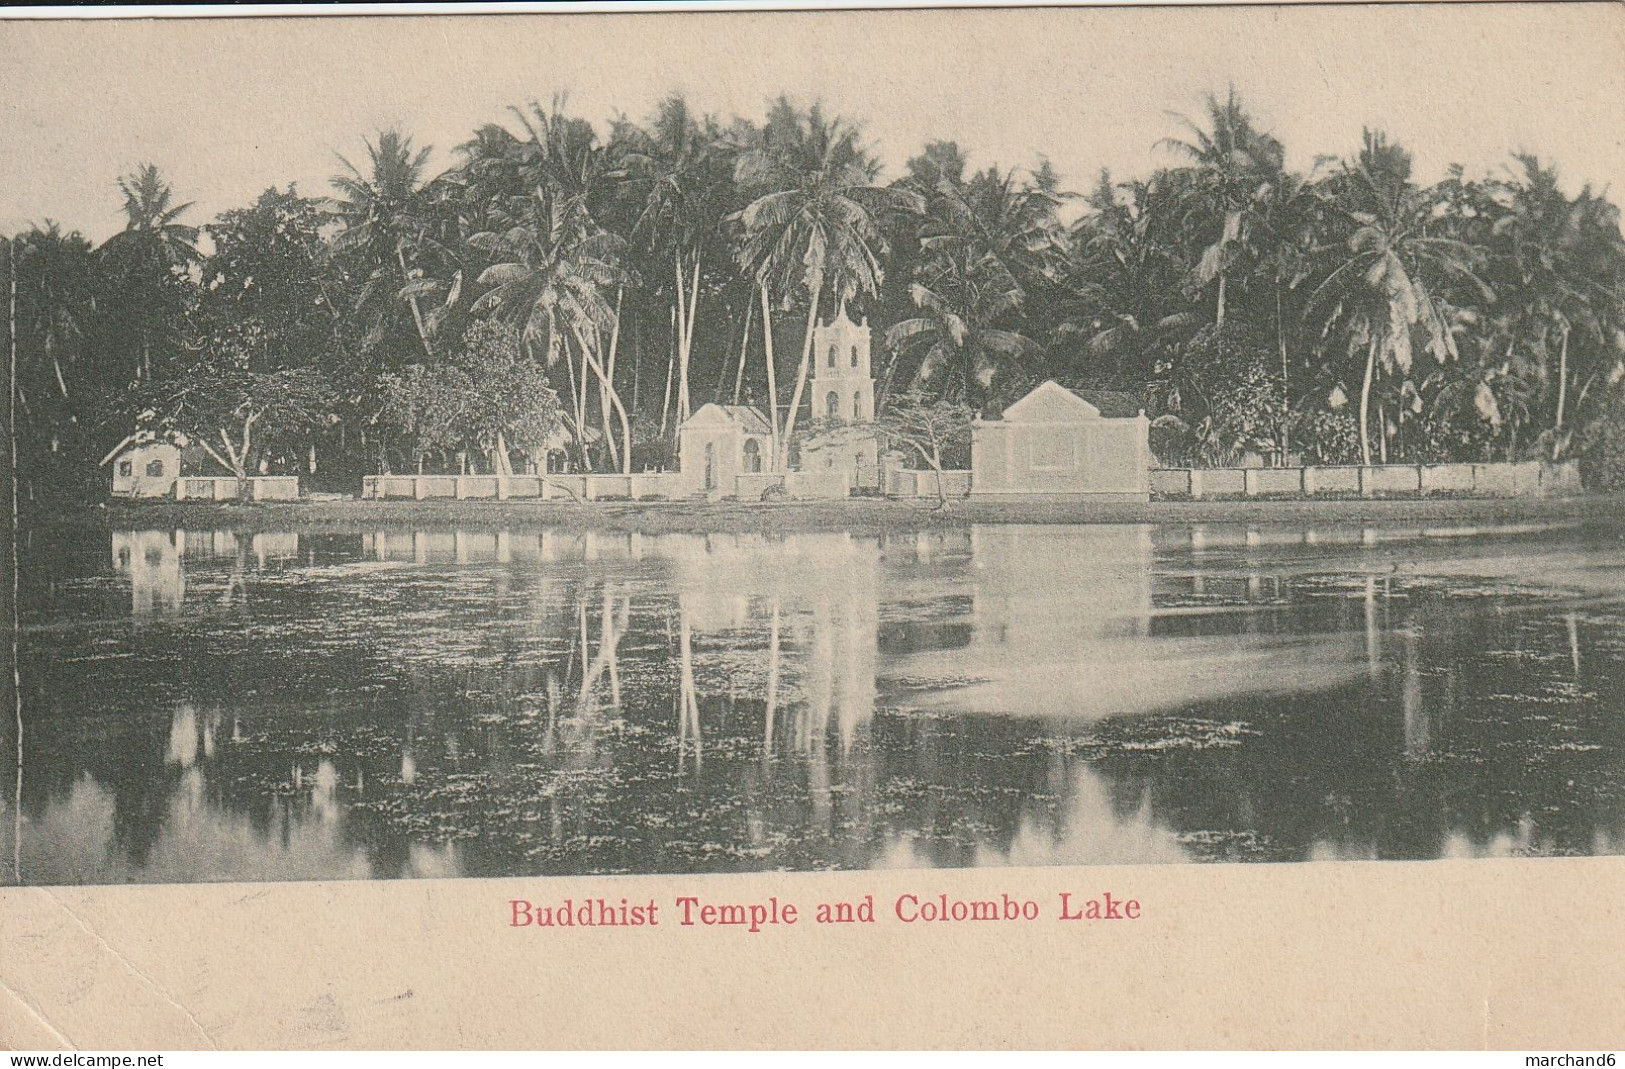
[362,472,690,502]
[885,469,973,499]
[176,477,239,501]
[175,476,300,501]
[250,476,300,501]
[1154,460,1580,500]
[786,470,851,500]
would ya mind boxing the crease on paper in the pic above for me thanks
[39,889,220,1050]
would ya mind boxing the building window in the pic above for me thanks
[145,459,166,477]
[826,392,841,421]
[742,438,762,474]
[827,345,837,369]
[850,345,859,368]
[852,392,862,420]
[117,460,133,477]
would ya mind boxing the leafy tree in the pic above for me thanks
[379,321,562,473]
[153,366,334,479]
[872,390,972,479]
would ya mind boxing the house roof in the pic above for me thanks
[1001,380,1102,422]
[984,381,1146,422]
[100,435,181,467]
[685,403,773,436]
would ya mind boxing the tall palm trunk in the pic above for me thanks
[732,300,753,405]
[596,326,619,472]
[778,280,824,471]
[1358,338,1377,467]
[760,285,780,469]
[1277,284,1289,463]
[659,306,676,439]
[1216,273,1227,329]
[558,328,587,470]
[570,322,634,477]
[673,250,701,424]
[396,246,434,360]
[608,288,633,471]
[1554,324,1571,443]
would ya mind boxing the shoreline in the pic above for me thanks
[25,493,1625,535]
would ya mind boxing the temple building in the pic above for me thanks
[970,381,1152,499]
[676,403,774,494]
[796,306,882,492]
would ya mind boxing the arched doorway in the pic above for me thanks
[742,438,762,474]
[826,392,841,421]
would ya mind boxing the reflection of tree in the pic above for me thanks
[16,524,1625,885]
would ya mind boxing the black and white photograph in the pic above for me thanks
[4,2,1625,895]
[9,1,1625,1052]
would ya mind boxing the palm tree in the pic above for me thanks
[329,130,440,360]
[622,94,730,431]
[886,264,1038,408]
[731,99,916,469]
[103,164,200,265]
[1308,131,1493,465]
[1489,154,1625,455]
[1158,88,1286,329]
[468,186,632,473]
[11,223,94,404]
[1058,171,1200,386]
[99,165,199,383]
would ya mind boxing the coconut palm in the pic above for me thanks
[621,94,731,429]
[1308,131,1494,465]
[98,165,200,384]
[102,164,201,266]
[329,129,441,359]
[1057,171,1200,385]
[731,99,919,468]
[468,185,632,473]
[1488,154,1625,455]
[885,252,1039,408]
[1158,88,1286,329]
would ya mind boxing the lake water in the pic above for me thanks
[5,519,1625,885]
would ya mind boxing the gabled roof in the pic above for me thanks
[1000,380,1102,422]
[684,403,773,435]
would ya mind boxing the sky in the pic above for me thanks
[2,3,1623,242]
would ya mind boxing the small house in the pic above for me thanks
[678,403,773,493]
[970,381,1151,499]
[103,439,182,499]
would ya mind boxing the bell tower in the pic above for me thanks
[808,305,874,424]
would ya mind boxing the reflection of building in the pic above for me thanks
[666,532,881,750]
[111,530,185,616]
[971,381,1151,498]
[967,526,1153,649]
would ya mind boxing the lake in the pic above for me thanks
[5,519,1625,885]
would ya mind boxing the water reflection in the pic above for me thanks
[7,519,1625,884]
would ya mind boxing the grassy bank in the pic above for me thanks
[29,493,1625,536]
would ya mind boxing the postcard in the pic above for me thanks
[3,1,1624,1051]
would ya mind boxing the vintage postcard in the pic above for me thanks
[2,0,1625,1051]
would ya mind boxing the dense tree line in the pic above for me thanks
[7,89,1625,501]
